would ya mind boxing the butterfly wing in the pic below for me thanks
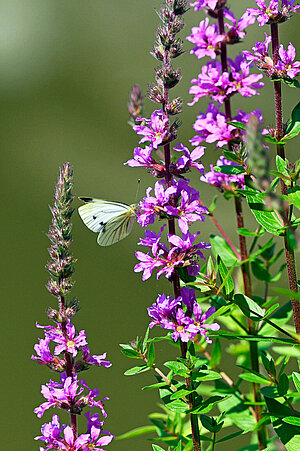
[78,198,136,246]
[96,207,136,246]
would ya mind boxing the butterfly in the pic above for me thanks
[78,197,137,246]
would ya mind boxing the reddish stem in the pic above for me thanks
[270,23,300,334]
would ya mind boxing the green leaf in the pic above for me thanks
[124,364,150,376]
[277,373,289,396]
[237,227,264,237]
[210,338,221,367]
[272,346,300,359]
[189,395,227,414]
[216,430,245,444]
[117,425,156,440]
[218,395,256,431]
[120,348,142,358]
[217,256,234,295]
[287,187,300,210]
[272,287,300,302]
[243,188,283,235]
[170,388,194,400]
[195,370,222,382]
[173,441,183,451]
[283,417,300,427]
[208,195,218,214]
[214,165,245,175]
[163,398,187,413]
[210,234,238,266]
[251,260,272,282]
[264,397,300,451]
[152,445,165,451]
[227,120,246,131]
[223,150,245,165]
[292,372,300,392]
[233,294,265,321]
[142,382,169,390]
[285,101,300,140]
[239,373,270,385]
[147,341,155,367]
[164,361,190,378]
[260,386,278,398]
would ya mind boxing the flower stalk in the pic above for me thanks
[270,22,300,334]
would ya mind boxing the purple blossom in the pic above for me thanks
[57,426,90,451]
[172,143,205,174]
[192,303,220,343]
[137,181,176,227]
[164,179,208,234]
[187,18,224,59]
[82,347,112,368]
[135,227,210,281]
[191,103,264,148]
[35,414,65,448]
[31,337,54,365]
[243,33,274,74]
[229,54,264,97]
[147,289,220,343]
[133,110,169,149]
[248,0,300,26]
[201,156,245,190]
[50,322,88,358]
[276,42,300,78]
[34,372,108,418]
[189,0,219,11]
[124,146,156,168]
[189,61,234,105]
[224,10,256,43]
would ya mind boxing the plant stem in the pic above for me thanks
[270,23,300,334]
[162,45,201,451]
[59,288,77,439]
[217,8,266,448]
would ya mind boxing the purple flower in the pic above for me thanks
[189,61,234,105]
[58,426,90,451]
[52,323,88,358]
[31,337,54,365]
[82,347,112,368]
[187,18,224,60]
[172,143,205,174]
[201,156,245,190]
[35,414,65,447]
[243,33,273,72]
[224,9,256,43]
[133,110,169,149]
[164,179,208,234]
[248,0,300,26]
[229,54,264,97]
[189,0,219,11]
[135,227,210,281]
[137,181,176,227]
[192,303,220,343]
[124,146,156,168]
[276,42,300,78]
[147,289,220,343]
[191,104,265,148]
[148,293,182,329]
[34,373,108,418]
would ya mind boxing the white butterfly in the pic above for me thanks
[78,197,137,246]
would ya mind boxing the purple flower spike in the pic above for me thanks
[137,181,177,227]
[133,110,169,149]
[229,55,264,97]
[192,304,220,343]
[224,10,256,43]
[187,18,224,60]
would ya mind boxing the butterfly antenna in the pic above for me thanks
[135,179,141,204]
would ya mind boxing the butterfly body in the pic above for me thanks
[78,197,137,246]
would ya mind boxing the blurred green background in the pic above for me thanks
[1,0,298,449]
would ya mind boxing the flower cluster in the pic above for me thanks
[135,226,210,281]
[191,103,264,148]
[189,55,264,106]
[148,288,220,342]
[35,412,113,451]
[201,156,245,190]
[33,163,113,450]
[248,0,300,26]
[244,34,300,79]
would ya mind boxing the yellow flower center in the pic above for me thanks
[177,325,184,332]
[67,340,75,348]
